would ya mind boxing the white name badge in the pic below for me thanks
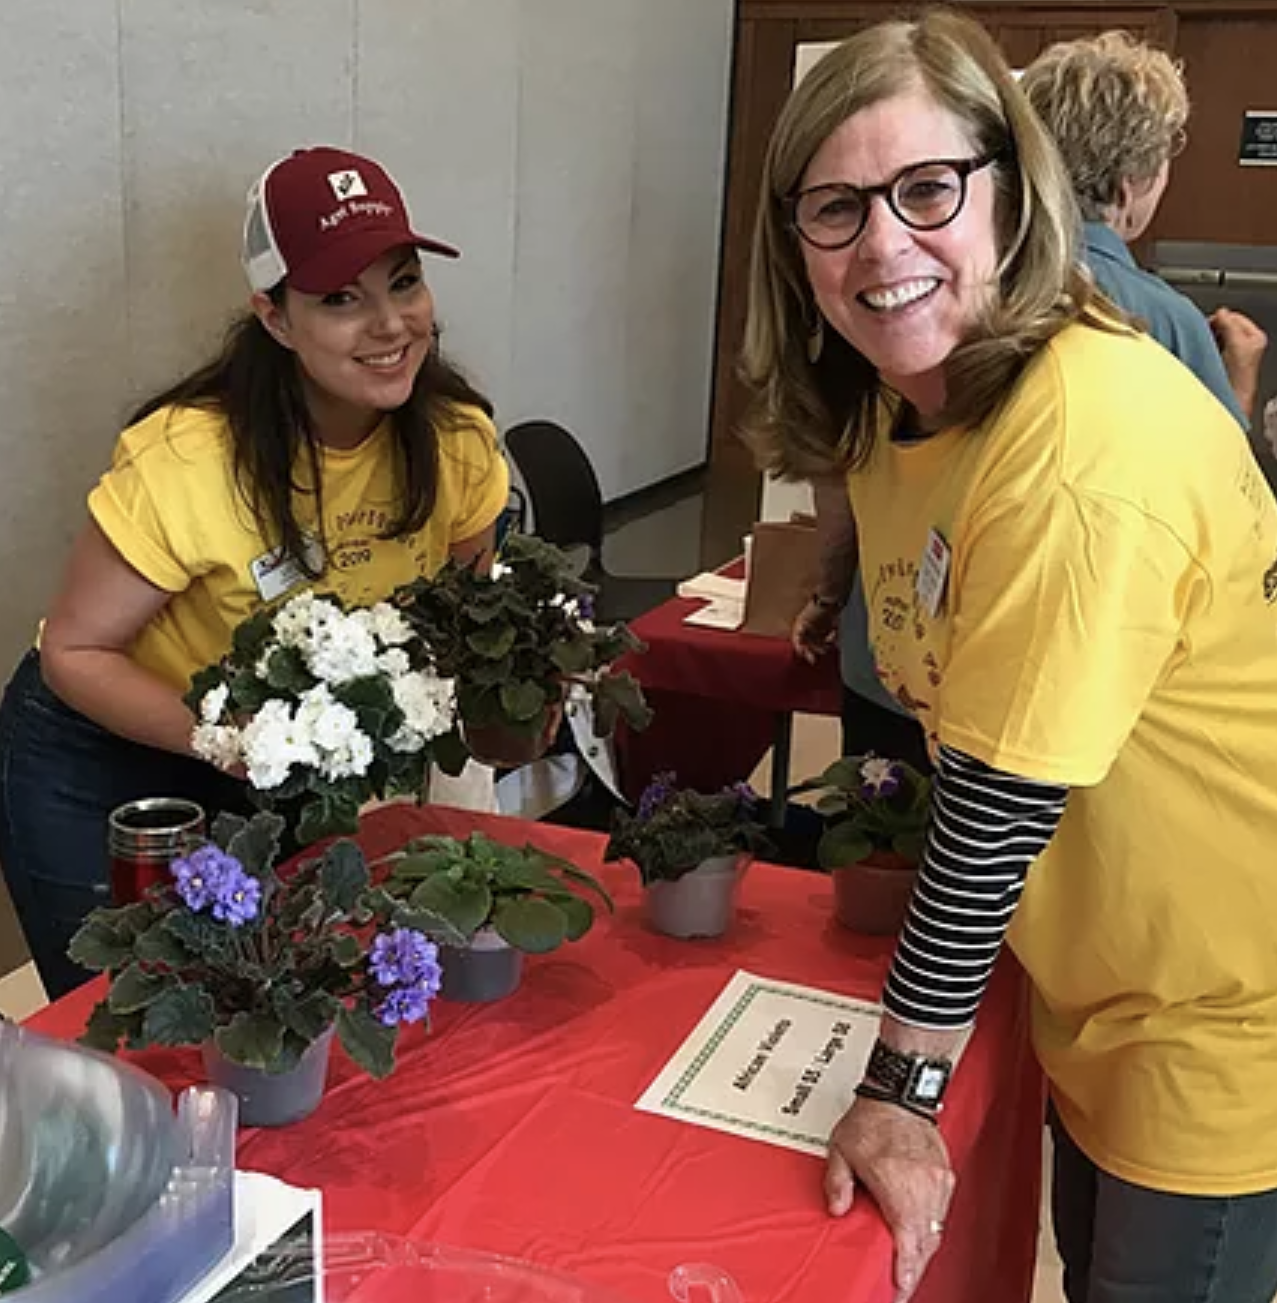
[249,537,325,603]
[915,527,951,619]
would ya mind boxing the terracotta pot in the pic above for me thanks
[832,851,918,936]
[462,701,565,767]
[202,1027,333,1128]
[440,928,525,1002]
[644,854,750,940]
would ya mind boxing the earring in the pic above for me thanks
[806,315,825,365]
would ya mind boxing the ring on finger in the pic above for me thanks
[929,1219,945,1236]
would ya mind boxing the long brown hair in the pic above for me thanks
[742,8,1115,481]
[130,290,492,577]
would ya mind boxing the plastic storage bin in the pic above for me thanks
[219,1236,744,1303]
[0,1022,236,1302]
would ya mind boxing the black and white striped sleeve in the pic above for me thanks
[883,745,1068,1030]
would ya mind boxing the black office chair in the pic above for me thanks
[504,420,679,623]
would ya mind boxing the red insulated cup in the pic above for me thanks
[108,798,206,905]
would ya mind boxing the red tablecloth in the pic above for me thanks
[617,578,842,800]
[28,805,1043,1303]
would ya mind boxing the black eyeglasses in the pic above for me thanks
[788,154,999,251]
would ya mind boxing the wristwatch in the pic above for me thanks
[809,592,841,611]
[856,1040,953,1120]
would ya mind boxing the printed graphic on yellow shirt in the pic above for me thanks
[88,402,509,692]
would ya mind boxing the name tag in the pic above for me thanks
[249,536,325,603]
[915,527,951,619]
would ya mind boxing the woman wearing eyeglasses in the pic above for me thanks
[746,11,1277,1303]
[1022,31,1267,426]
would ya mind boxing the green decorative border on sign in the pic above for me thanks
[657,979,876,1149]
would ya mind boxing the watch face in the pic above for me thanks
[913,1063,949,1102]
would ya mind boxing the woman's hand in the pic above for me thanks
[791,596,840,664]
[825,1097,955,1303]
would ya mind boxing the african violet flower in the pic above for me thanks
[369,927,442,990]
[637,771,678,821]
[859,755,903,799]
[171,845,261,928]
[369,928,442,1028]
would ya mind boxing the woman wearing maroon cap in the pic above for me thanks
[0,146,510,999]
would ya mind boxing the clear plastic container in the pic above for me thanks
[221,1235,744,1303]
[0,1022,236,1302]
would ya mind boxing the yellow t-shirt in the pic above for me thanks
[89,402,509,693]
[849,321,1277,1196]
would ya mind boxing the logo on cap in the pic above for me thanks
[327,169,368,201]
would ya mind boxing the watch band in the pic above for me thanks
[855,1081,941,1125]
[863,1039,953,1112]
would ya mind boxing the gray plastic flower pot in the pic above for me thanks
[201,1027,334,1128]
[440,929,525,1002]
[644,855,748,940]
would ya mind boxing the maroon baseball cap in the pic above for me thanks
[242,145,459,294]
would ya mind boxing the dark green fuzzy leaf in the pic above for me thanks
[229,669,272,713]
[297,791,361,846]
[107,963,168,1014]
[549,638,593,675]
[409,875,492,937]
[817,822,874,870]
[492,896,568,954]
[591,671,652,734]
[272,988,340,1042]
[329,933,364,968]
[892,830,927,865]
[499,680,546,723]
[142,984,216,1048]
[465,622,517,660]
[335,675,397,731]
[163,911,234,965]
[319,840,369,914]
[228,811,285,877]
[80,1001,134,1053]
[457,683,501,727]
[231,607,275,662]
[134,921,193,968]
[263,645,313,694]
[185,665,227,715]
[467,655,514,687]
[211,811,249,850]
[214,1011,286,1070]
[336,1004,396,1080]
[67,915,135,972]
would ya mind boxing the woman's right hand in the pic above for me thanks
[791,596,840,664]
[826,1097,955,1302]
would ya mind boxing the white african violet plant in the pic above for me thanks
[187,590,461,844]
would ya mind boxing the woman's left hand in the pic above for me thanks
[825,1097,955,1303]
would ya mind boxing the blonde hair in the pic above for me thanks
[1020,31,1188,221]
[742,7,1105,480]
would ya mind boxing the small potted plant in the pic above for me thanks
[187,590,461,844]
[604,774,770,939]
[395,534,653,767]
[799,754,931,935]
[385,832,614,1001]
[68,810,460,1127]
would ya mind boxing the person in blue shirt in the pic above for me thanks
[1021,30,1267,425]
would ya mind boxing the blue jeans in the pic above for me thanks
[0,651,251,1000]
[1050,1106,1277,1303]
